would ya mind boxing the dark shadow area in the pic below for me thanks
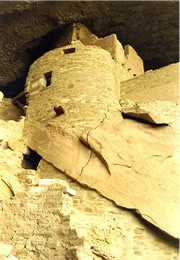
[133,211,179,247]
[22,148,42,170]
[0,74,28,98]
[122,112,169,127]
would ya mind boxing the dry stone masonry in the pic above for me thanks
[0,23,179,259]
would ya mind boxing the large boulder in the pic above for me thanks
[28,118,179,238]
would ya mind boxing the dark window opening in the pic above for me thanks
[44,71,52,87]
[22,148,42,170]
[63,48,76,54]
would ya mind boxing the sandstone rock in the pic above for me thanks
[28,119,179,238]
[0,98,23,121]
[0,149,23,170]
[7,255,18,260]
[80,120,179,238]
[36,159,179,259]
[0,179,13,199]
[120,104,167,125]
[120,99,180,132]
[0,243,12,256]
[28,123,91,180]
[8,139,29,155]
[0,118,24,142]
[66,188,76,196]
[0,165,25,197]
[0,140,8,149]
[122,111,167,125]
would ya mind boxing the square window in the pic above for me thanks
[44,71,52,87]
[63,48,76,54]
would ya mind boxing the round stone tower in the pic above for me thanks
[24,41,122,143]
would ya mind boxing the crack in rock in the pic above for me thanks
[76,150,92,181]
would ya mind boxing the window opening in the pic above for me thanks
[63,48,76,54]
[44,71,52,87]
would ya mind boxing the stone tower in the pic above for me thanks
[24,23,144,143]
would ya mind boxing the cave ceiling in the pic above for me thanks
[0,1,179,97]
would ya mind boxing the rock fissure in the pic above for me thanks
[76,150,93,181]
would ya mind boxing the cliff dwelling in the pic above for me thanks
[0,2,179,260]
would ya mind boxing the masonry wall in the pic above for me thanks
[121,63,179,104]
[24,41,123,143]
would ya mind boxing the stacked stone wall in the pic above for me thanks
[24,42,123,143]
[121,63,179,104]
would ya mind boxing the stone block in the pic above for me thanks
[0,243,12,256]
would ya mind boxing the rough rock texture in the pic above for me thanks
[27,118,179,239]
[120,99,180,133]
[0,97,23,121]
[0,96,179,258]
[0,100,27,199]
[0,164,179,260]
[0,1,179,93]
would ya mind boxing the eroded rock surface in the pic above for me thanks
[27,117,179,239]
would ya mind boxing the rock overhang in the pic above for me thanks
[0,1,179,96]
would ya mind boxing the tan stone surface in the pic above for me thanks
[23,41,123,145]
[0,116,26,199]
[0,98,23,122]
[0,179,13,199]
[0,117,24,143]
[28,123,91,180]
[28,117,179,238]
[120,99,180,133]
[0,164,178,260]
[122,111,167,125]
[80,120,179,238]
[37,159,179,260]
[123,44,144,77]
[121,63,179,103]
[120,104,168,125]
[0,243,12,256]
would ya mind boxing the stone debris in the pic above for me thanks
[0,243,18,259]
[66,188,76,196]
[0,243,12,256]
